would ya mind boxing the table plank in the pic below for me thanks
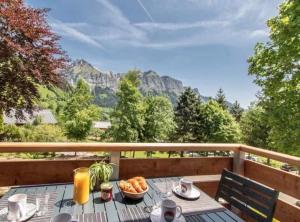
[186,214,205,222]
[53,185,66,216]
[83,191,94,214]
[104,184,121,222]
[216,212,236,222]
[206,213,224,222]
[93,190,106,212]
[60,184,76,215]
[45,185,57,193]
[224,210,245,222]
[199,214,214,222]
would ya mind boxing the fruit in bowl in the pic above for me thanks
[119,177,148,199]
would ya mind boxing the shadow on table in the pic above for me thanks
[55,199,75,208]
[114,191,144,206]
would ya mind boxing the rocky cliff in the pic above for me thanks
[61,59,208,107]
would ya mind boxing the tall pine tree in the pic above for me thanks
[230,100,243,122]
[215,88,228,110]
[173,88,201,157]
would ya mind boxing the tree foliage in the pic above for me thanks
[109,70,145,142]
[230,100,244,122]
[173,87,201,142]
[215,88,228,110]
[248,0,300,155]
[0,124,67,142]
[0,0,68,117]
[195,100,241,143]
[62,79,100,141]
[143,96,175,142]
[240,105,271,149]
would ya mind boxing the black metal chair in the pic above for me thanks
[215,169,279,222]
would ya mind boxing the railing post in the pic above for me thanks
[233,150,245,175]
[110,151,120,180]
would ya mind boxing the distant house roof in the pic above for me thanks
[93,121,111,129]
[3,109,57,125]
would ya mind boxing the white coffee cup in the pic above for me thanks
[7,193,27,221]
[161,199,182,222]
[51,213,72,222]
[180,178,193,196]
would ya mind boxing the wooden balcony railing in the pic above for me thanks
[0,143,299,222]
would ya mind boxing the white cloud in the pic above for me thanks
[95,0,146,41]
[51,20,103,48]
[77,0,280,50]
[250,29,268,39]
[125,28,265,50]
[134,20,229,31]
[136,0,155,22]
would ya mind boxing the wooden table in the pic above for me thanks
[0,177,244,222]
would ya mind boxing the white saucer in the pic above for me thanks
[173,186,200,200]
[1,203,37,222]
[150,208,186,222]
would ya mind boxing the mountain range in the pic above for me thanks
[61,59,216,107]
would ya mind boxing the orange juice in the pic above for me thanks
[73,167,90,204]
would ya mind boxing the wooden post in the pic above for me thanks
[233,150,245,175]
[110,151,120,180]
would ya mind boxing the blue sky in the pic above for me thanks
[27,0,283,107]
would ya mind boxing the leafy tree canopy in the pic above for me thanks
[143,96,175,142]
[248,0,300,155]
[240,104,271,149]
[0,0,68,117]
[109,70,145,142]
[62,79,100,141]
[195,100,241,143]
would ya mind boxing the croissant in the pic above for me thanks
[120,177,148,194]
[124,182,137,193]
[133,177,146,182]
[138,180,148,190]
[133,180,144,193]
[119,180,127,190]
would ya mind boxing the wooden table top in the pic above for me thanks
[0,177,244,222]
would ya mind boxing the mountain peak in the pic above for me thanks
[144,70,158,76]
[73,59,93,68]
[61,59,221,107]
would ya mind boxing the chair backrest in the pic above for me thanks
[215,169,279,222]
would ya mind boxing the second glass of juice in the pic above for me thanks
[73,167,90,204]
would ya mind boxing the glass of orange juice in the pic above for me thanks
[73,167,90,205]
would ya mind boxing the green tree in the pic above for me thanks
[109,70,144,143]
[240,105,271,149]
[62,79,100,141]
[143,96,175,142]
[230,101,244,122]
[174,87,201,143]
[0,114,7,141]
[248,0,300,155]
[195,100,241,144]
[215,88,228,110]
[173,87,201,157]
[143,96,175,156]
